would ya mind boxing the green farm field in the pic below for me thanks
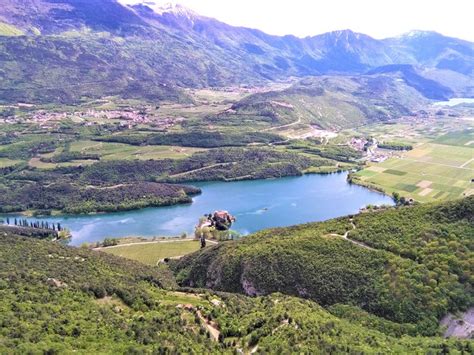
[354,137,473,202]
[68,140,206,161]
[25,140,207,170]
[0,158,22,168]
[100,240,200,266]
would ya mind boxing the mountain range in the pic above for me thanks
[0,0,472,104]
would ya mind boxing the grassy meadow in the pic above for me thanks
[101,240,200,266]
[0,158,22,168]
[68,140,205,161]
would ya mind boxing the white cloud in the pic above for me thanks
[121,0,474,40]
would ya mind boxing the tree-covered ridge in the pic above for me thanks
[96,131,283,148]
[212,73,447,130]
[1,234,472,353]
[0,181,200,214]
[0,146,341,214]
[173,197,474,334]
[79,148,336,183]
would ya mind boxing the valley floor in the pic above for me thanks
[351,123,474,202]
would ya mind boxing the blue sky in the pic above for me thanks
[121,0,474,41]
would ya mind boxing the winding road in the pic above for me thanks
[263,116,302,131]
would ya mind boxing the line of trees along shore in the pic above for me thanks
[2,217,63,232]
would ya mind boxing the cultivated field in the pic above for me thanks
[25,141,206,170]
[101,240,200,266]
[355,131,473,202]
[341,118,474,145]
[69,140,205,161]
[0,158,22,168]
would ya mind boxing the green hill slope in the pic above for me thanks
[1,232,473,353]
[215,74,430,130]
[174,197,474,334]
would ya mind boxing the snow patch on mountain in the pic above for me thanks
[119,0,198,19]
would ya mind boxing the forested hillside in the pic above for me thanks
[174,197,474,335]
[1,232,473,353]
[0,0,472,353]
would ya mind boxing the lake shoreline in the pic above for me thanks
[2,169,359,218]
[2,172,394,246]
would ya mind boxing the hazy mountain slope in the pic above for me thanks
[130,4,474,78]
[173,197,474,333]
[133,5,399,76]
[385,31,474,75]
[0,1,272,104]
[0,0,472,105]
[0,1,471,105]
[0,34,190,104]
[2,233,471,352]
[218,73,430,130]
[421,67,474,97]
[301,30,398,73]
[0,0,147,35]
[367,64,454,100]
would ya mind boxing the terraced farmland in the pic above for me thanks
[354,133,473,202]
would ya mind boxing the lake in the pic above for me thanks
[4,172,393,246]
[434,98,474,107]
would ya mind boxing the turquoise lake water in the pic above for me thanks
[4,172,394,246]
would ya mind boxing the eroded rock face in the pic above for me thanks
[241,278,259,297]
[205,258,224,290]
[441,308,474,339]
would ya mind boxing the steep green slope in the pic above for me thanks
[1,233,472,353]
[174,197,474,334]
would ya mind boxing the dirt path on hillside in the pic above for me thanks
[329,219,375,251]
[197,310,221,341]
[263,116,302,131]
[460,158,474,169]
[85,183,127,190]
[168,162,236,178]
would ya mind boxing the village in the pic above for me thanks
[0,106,184,131]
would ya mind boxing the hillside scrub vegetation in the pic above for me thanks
[1,233,473,353]
[173,197,474,335]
